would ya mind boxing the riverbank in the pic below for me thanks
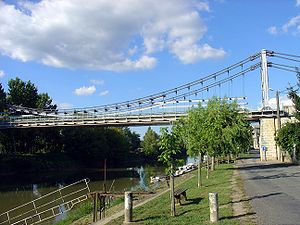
[108,164,237,225]
[0,153,82,175]
[0,152,164,175]
[59,163,247,225]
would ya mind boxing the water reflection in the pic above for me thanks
[134,166,148,191]
[32,184,42,198]
[54,183,67,223]
[0,165,164,215]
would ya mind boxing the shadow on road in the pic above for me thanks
[229,192,283,204]
[220,212,256,220]
[236,163,297,171]
[250,171,300,180]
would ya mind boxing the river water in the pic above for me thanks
[0,165,165,222]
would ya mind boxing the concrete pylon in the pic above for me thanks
[260,49,269,110]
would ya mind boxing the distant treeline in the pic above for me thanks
[0,78,185,172]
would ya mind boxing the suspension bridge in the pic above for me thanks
[0,49,299,161]
[1,49,299,129]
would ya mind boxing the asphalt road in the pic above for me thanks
[237,150,300,225]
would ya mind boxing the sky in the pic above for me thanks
[0,0,300,136]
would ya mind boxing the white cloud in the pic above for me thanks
[268,96,293,110]
[282,15,300,33]
[56,102,73,109]
[170,43,225,64]
[296,0,300,6]
[74,85,96,96]
[268,14,300,36]
[0,0,224,71]
[103,56,157,71]
[267,26,278,35]
[90,79,104,85]
[99,90,109,96]
[0,70,5,78]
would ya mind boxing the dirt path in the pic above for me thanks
[231,165,257,225]
[91,174,195,225]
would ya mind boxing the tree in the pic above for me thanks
[288,75,300,121]
[7,77,38,108]
[275,75,300,159]
[276,122,300,158]
[2,78,59,155]
[141,127,160,158]
[179,98,252,183]
[0,83,6,112]
[122,127,141,153]
[37,93,57,109]
[158,127,182,216]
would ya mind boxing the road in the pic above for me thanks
[237,150,300,225]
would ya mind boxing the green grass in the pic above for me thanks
[54,201,94,225]
[108,164,238,225]
[235,172,256,225]
[238,152,255,159]
[54,197,124,225]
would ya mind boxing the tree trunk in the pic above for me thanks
[198,153,202,188]
[206,154,209,179]
[227,154,230,164]
[170,165,175,216]
[211,156,215,171]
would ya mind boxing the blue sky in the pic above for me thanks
[0,0,300,136]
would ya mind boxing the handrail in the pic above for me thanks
[0,178,90,225]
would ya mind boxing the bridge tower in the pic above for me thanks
[260,49,269,109]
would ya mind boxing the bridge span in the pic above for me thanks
[0,108,292,128]
[0,49,299,161]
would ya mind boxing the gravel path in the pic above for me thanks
[92,174,194,225]
[237,150,300,225]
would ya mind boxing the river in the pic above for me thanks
[0,165,165,223]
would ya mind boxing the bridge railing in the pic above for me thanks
[0,98,249,127]
[0,179,90,225]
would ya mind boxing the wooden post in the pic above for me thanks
[124,192,133,223]
[209,193,219,223]
[103,158,107,193]
[211,156,215,171]
[170,164,175,216]
[93,193,98,222]
[293,144,297,163]
[198,153,202,187]
[206,154,209,179]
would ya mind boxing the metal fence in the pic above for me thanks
[0,179,90,225]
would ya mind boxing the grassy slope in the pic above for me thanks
[108,164,237,225]
[53,164,238,225]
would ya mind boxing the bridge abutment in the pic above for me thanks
[259,117,293,161]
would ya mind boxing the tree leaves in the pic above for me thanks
[158,127,183,175]
[0,83,6,112]
[177,97,252,158]
[7,77,56,109]
[141,127,160,157]
[276,122,300,155]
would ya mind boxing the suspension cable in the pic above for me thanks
[269,62,300,70]
[270,65,300,74]
[272,55,300,63]
[273,51,300,59]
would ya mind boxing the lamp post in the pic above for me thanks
[276,90,283,162]
[269,88,282,161]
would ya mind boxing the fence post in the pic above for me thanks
[293,144,297,163]
[93,193,98,222]
[124,191,133,223]
[209,193,218,223]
